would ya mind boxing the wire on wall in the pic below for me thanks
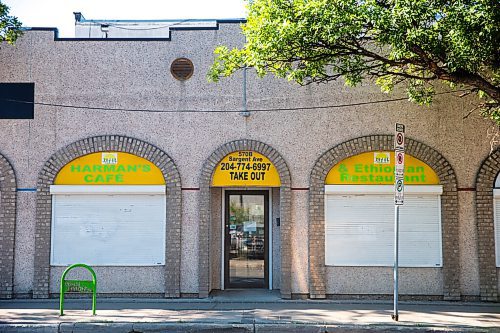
[0,90,467,114]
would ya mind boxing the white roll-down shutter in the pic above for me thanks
[50,185,166,266]
[493,189,500,267]
[325,185,442,267]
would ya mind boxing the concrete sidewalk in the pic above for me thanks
[1,291,499,332]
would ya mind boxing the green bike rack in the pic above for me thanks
[59,263,97,316]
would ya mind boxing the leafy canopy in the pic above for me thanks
[209,0,500,122]
[0,1,22,45]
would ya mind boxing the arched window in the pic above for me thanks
[324,151,442,267]
[50,152,166,266]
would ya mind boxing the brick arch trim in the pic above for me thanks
[33,135,182,298]
[0,152,17,299]
[474,150,500,301]
[198,140,292,298]
[308,135,460,300]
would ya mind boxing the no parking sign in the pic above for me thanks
[395,123,405,150]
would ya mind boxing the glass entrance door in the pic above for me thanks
[225,191,269,289]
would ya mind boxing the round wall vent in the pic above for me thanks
[170,58,194,81]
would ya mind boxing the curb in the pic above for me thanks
[1,299,498,306]
[1,323,498,333]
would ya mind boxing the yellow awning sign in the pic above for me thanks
[212,151,281,187]
[326,151,439,185]
[54,152,165,185]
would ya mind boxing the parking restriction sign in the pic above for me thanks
[394,123,405,205]
[395,123,405,151]
[395,176,404,205]
[395,151,405,177]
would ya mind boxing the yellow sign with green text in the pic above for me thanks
[212,151,281,187]
[54,152,165,185]
[326,151,439,185]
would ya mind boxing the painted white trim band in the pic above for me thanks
[325,185,443,195]
[50,185,166,195]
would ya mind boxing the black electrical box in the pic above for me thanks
[0,83,34,119]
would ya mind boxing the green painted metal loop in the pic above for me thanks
[59,263,97,316]
[61,263,97,285]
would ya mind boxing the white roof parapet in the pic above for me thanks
[74,13,229,39]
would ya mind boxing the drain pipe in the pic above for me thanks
[240,66,250,117]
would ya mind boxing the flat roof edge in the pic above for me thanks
[75,18,246,24]
[21,19,246,41]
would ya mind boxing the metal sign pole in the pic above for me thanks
[392,123,405,322]
[392,204,400,321]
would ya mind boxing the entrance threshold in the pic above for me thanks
[210,289,281,302]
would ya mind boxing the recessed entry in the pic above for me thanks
[170,58,194,81]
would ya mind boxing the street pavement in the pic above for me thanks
[0,290,499,332]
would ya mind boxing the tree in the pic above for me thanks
[209,0,500,122]
[0,1,22,45]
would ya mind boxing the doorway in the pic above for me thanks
[224,190,269,289]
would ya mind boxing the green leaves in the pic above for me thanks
[0,1,22,45]
[407,79,435,105]
[209,0,500,122]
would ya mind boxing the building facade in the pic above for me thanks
[0,17,499,302]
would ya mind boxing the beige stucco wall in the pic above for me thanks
[0,24,494,297]
[326,267,443,295]
[13,192,36,296]
[458,192,481,296]
[50,266,165,294]
[291,190,309,294]
[181,190,200,294]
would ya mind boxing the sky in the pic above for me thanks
[4,0,247,37]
